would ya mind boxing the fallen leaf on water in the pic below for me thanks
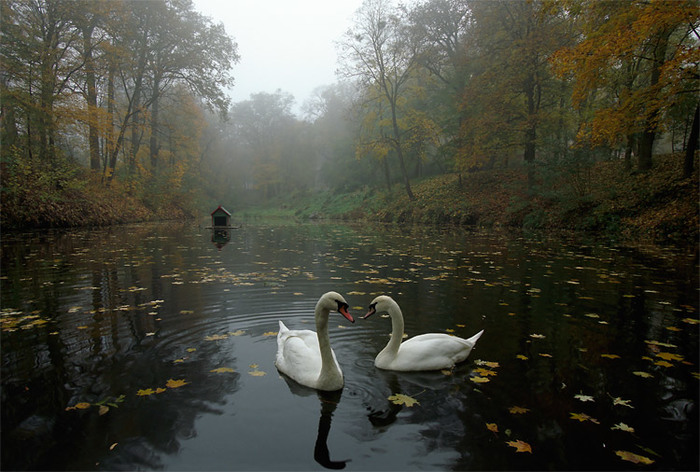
[109,443,118,451]
[516,354,528,360]
[137,388,156,396]
[474,367,497,376]
[574,394,595,402]
[506,440,532,453]
[388,393,420,407]
[645,340,677,349]
[470,376,490,383]
[210,367,235,373]
[611,423,635,433]
[665,326,681,332]
[611,397,634,408]
[654,360,673,368]
[229,330,245,336]
[632,371,653,378]
[98,405,109,416]
[601,354,621,359]
[248,370,266,376]
[486,423,499,433]
[156,387,166,394]
[509,406,530,414]
[205,334,228,341]
[681,318,699,325]
[440,369,452,376]
[569,412,600,424]
[656,352,684,362]
[615,450,654,465]
[75,402,91,409]
[186,348,197,352]
[529,334,545,339]
[539,353,553,358]
[262,331,278,337]
[475,360,500,368]
[166,379,188,389]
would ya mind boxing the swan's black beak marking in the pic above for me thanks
[362,303,377,320]
[337,301,355,323]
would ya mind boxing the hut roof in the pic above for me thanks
[211,205,232,216]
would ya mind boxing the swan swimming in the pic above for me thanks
[275,291,355,391]
[363,295,483,371]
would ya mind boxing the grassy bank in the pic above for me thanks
[252,153,698,245]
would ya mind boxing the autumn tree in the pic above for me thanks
[550,0,700,172]
[339,0,423,200]
[458,0,571,188]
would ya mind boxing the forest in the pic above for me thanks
[1,0,698,242]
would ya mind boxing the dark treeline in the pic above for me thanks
[1,0,698,228]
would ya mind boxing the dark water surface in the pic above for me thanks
[1,221,698,471]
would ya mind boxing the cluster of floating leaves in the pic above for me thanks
[473,310,699,465]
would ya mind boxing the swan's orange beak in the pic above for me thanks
[338,304,354,323]
[362,305,376,320]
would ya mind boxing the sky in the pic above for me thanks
[192,0,365,112]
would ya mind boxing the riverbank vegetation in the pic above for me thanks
[1,0,698,244]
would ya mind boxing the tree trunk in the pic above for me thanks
[684,105,699,179]
[638,30,670,171]
[82,24,100,171]
[149,78,160,171]
[390,102,415,201]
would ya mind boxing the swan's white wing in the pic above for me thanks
[384,331,482,371]
[275,324,323,387]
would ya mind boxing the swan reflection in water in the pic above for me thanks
[279,375,349,470]
[315,390,348,470]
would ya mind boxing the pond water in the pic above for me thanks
[1,221,698,471]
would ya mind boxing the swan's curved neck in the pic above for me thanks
[381,299,404,358]
[315,305,339,379]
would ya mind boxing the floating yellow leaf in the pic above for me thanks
[186,348,197,352]
[529,333,545,339]
[615,450,654,465]
[486,423,499,433]
[611,423,635,433]
[109,443,118,451]
[262,331,278,337]
[137,388,156,396]
[210,367,235,373]
[665,326,681,332]
[633,371,653,378]
[98,405,109,416]
[539,353,552,358]
[612,397,634,408]
[155,387,166,394]
[654,360,673,368]
[681,318,699,325]
[601,354,620,359]
[509,406,530,414]
[440,369,452,376]
[166,379,188,389]
[388,393,420,407]
[574,394,595,402]
[656,352,684,362]
[470,376,490,383]
[229,330,245,336]
[475,360,500,368]
[249,369,266,376]
[75,402,91,409]
[474,367,497,376]
[516,354,528,360]
[569,412,600,424]
[506,440,532,453]
[205,334,228,341]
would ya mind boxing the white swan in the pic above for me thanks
[363,295,483,371]
[275,292,355,391]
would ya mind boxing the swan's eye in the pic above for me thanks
[368,302,377,310]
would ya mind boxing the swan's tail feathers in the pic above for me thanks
[468,329,484,346]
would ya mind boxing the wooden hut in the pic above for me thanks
[210,205,232,227]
